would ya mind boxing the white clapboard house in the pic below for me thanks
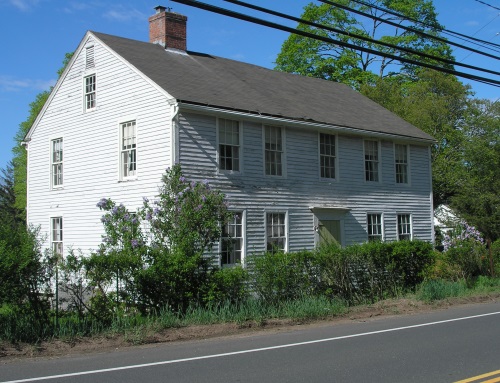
[24,6,435,266]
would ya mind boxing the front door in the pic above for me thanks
[318,220,341,246]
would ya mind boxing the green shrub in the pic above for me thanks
[205,266,249,306]
[445,241,487,279]
[248,250,319,304]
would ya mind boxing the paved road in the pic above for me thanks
[1,302,499,383]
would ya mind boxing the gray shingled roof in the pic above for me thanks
[93,31,433,142]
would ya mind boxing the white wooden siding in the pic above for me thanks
[27,35,173,254]
[178,111,433,254]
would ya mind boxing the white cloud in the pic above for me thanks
[465,20,480,27]
[8,0,39,11]
[0,76,55,92]
[103,7,145,22]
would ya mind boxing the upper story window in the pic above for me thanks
[219,118,240,172]
[395,144,409,184]
[84,74,96,111]
[320,133,336,179]
[364,140,379,182]
[51,138,63,188]
[367,213,383,242]
[221,212,243,266]
[397,214,412,240]
[266,212,286,254]
[51,217,63,257]
[265,126,283,176]
[120,120,137,179]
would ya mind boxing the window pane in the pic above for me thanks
[121,121,137,177]
[265,126,283,176]
[266,213,286,254]
[221,213,243,266]
[395,144,408,184]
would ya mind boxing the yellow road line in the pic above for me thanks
[454,370,500,383]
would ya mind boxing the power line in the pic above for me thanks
[348,0,500,50]
[225,0,500,76]
[474,0,500,11]
[171,0,500,87]
[319,0,500,58]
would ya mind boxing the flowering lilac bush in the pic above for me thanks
[140,164,232,256]
[83,164,245,316]
[442,220,487,279]
[443,220,484,251]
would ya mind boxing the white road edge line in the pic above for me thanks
[3,310,500,383]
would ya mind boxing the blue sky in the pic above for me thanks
[1,0,499,172]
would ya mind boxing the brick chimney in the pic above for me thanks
[149,5,187,51]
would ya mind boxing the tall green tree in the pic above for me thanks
[0,161,24,227]
[275,0,453,89]
[12,53,73,214]
[451,99,500,241]
[361,69,471,206]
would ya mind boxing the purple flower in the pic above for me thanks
[190,181,196,188]
[202,179,209,186]
[146,212,153,221]
[143,196,149,203]
[131,239,139,248]
[96,198,108,209]
[179,176,186,183]
[201,195,206,202]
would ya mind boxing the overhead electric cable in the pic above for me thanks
[348,0,500,49]
[171,0,500,87]
[224,0,500,75]
[474,0,500,12]
[319,0,500,58]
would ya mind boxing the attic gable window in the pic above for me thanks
[84,74,96,111]
[265,126,284,176]
[120,120,137,179]
[218,118,240,172]
[364,140,379,182]
[85,46,95,69]
[51,138,63,188]
[320,133,336,179]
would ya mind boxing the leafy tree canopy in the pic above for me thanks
[275,0,453,90]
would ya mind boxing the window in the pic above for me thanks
[265,126,283,176]
[85,46,95,70]
[395,144,409,184]
[266,212,286,253]
[397,214,412,240]
[84,74,96,110]
[120,120,137,179]
[219,119,240,171]
[367,213,383,242]
[320,133,336,179]
[51,217,63,257]
[51,138,63,187]
[221,212,243,266]
[364,140,379,182]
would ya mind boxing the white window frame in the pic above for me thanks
[364,140,380,182]
[266,211,288,254]
[394,143,410,185]
[220,211,245,267]
[397,213,412,241]
[367,213,383,242]
[319,132,337,180]
[50,137,63,189]
[263,125,285,177]
[84,73,96,111]
[51,217,63,257]
[119,119,137,180]
[217,118,242,173]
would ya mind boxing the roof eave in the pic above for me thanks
[177,101,436,145]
